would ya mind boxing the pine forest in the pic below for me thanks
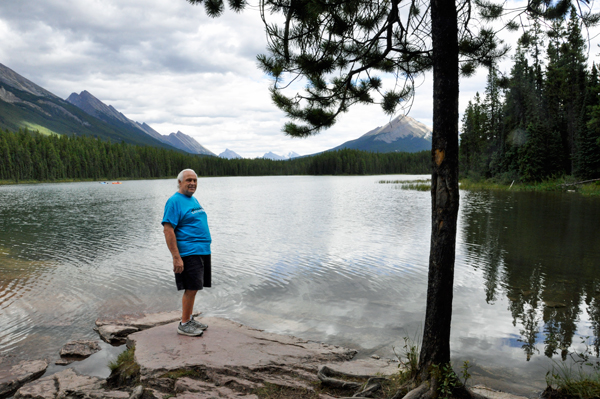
[0,128,429,182]
[460,8,600,182]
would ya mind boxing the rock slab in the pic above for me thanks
[95,310,198,345]
[128,316,357,379]
[59,340,101,358]
[0,360,48,399]
[13,368,128,399]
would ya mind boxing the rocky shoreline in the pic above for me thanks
[0,311,529,399]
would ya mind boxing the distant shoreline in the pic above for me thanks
[3,176,598,197]
[459,177,600,196]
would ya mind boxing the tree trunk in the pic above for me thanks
[418,0,460,382]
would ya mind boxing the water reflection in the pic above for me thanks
[460,190,600,362]
[1,177,599,396]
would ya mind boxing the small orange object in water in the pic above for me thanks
[112,182,122,184]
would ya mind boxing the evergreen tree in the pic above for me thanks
[578,65,600,178]
[185,0,597,395]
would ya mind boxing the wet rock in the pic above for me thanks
[95,311,199,345]
[96,325,140,345]
[13,368,128,399]
[96,311,199,330]
[0,359,48,399]
[59,339,101,359]
[472,385,530,399]
[14,368,103,399]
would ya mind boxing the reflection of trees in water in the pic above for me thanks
[461,191,600,361]
[589,297,600,357]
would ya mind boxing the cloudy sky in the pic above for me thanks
[1,0,599,158]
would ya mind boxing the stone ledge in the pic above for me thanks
[0,360,48,399]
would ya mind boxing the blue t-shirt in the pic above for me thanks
[161,192,211,256]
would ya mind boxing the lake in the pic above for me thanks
[0,175,599,397]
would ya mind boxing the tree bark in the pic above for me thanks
[418,0,460,381]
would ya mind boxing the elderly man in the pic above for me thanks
[162,169,212,336]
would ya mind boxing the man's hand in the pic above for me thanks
[173,256,184,274]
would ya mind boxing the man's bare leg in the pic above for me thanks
[182,289,197,323]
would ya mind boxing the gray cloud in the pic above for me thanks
[2,0,598,158]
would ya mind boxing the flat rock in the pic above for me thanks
[174,378,260,399]
[13,368,130,399]
[322,358,399,377]
[95,311,200,345]
[0,360,48,399]
[59,339,101,358]
[472,385,529,399]
[14,368,104,399]
[96,311,198,329]
[128,316,356,379]
[96,324,140,345]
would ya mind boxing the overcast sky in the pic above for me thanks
[1,0,599,158]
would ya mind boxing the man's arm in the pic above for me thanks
[163,223,184,273]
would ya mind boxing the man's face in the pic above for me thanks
[178,171,197,196]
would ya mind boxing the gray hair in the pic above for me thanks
[177,169,197,188]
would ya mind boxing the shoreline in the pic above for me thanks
[4,176,598,196]
[459,177,600,196]
[1,311,536,399]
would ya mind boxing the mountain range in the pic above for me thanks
[65,91,215,156]
[0,62,214,155]
[0,63,174,149]
[0,62,432,157]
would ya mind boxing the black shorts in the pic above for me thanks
[175,254,212,291]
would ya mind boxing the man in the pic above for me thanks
[162,169,212,336]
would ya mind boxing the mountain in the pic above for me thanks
[0,63,174,149]
[219,149,243,159]
[262,151,302,160]
[66,91,215,156]
[66,90,141,131]
[263,151,287,160]
[330,114,432,153]
[163,131,215,156]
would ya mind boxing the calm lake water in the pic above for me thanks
[1,175,599,396]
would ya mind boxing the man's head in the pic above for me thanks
[177,169,198,196]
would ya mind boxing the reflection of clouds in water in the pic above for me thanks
[215,249,429,354]
[2,176,598,395]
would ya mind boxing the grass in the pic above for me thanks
[459,177,600,196]
[400,183,431,191]
[379,179,431,191]
[379,179,430,184]
[395,336,420,381]
[21,122,59,136]
[545,362,600,399]
[107,346,140,387]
